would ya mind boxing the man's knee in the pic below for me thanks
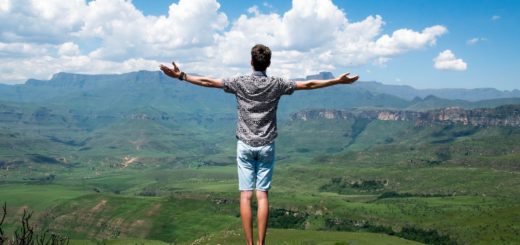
[256,190,268,202]
[241,190,254,201]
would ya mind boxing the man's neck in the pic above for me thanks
[252,70,267,76]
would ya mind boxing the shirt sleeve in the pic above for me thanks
[222,77,239,94]
[278,78,296,95]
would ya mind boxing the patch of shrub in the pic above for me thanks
[138,189,158,197]
[320,177,387,194]
[377,191,453,200]
[25,174,56,184]
[268,208,308,229]
[324,216,457,245]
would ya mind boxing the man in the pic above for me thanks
[160,44,358,245]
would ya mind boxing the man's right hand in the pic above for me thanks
[160,62,181,79]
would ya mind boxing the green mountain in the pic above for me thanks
[353,80,520,101]
[2,70,519,118]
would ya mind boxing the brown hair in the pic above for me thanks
[251,44,271,71]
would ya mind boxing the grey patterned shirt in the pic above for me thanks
[223,71,296,147]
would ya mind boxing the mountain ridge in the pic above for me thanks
[0,70,519,116]
[4,70,519,100]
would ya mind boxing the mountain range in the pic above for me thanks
[1,70,519,117]
[302,71,520,101]
[0,70,519,170]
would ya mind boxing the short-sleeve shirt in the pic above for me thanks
[223,70,296,147]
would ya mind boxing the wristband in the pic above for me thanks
[179,71,187,81]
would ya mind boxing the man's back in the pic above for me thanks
[222,71,296,147]
[160,43,358,245]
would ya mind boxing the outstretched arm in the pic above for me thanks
[160,62,223,88]
[295,73,359,90]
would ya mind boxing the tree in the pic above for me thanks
[0,202,69,245]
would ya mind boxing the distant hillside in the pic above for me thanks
[1,71,519,119]
[354,80,520,101]
[294,71,520,101]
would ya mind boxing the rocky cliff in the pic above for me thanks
[289,104,520,127]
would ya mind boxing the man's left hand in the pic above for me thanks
[160,62,181,79]
[337,73,359,84]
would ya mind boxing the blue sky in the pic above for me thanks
[1,0,519,90]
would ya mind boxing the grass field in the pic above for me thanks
[2,159,519,244]
[200,228,425,245]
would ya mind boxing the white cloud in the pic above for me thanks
[77,0,228,60]
[0,0,11,12]
[467,38,479,45]
[263,2,274,9]
[279,0,346,50]
[58,42,81,56]
[211,0,446,78]
[371,25,447,56]
[466,37,486,45]
[0,0,86,42]
[0,42,52,57]
[247,5,260,16]
[491,15,500,21]
[0,0,448,84]
[0,54,161,84]
[433,50,467,71]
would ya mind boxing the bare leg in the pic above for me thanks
[240,190,254,245]
[256,190,269,245]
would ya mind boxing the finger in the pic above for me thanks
[340,73,349,79]
[172,61,179,71]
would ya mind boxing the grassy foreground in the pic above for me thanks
[197,228,424,245]
[1,159,519,244]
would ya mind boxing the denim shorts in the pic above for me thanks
[236,140,275,191]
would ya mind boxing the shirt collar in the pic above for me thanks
[252,70,267,77]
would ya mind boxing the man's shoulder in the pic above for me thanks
[224,74,251,82]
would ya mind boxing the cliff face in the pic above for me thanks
[290,105,520,127]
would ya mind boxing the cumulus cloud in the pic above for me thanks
[371,25,447,56]
[0,0,448,84]
[433,50,467,71]
[279,0,346,50]
[0,0,228,83]
[0,0,86,43]
[210,1,446,78]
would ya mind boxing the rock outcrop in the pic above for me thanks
[290,105,520,127]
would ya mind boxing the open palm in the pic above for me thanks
[337,73,359,84]
[159,62,181,79]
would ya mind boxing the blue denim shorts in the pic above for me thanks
[236,140,275,191]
